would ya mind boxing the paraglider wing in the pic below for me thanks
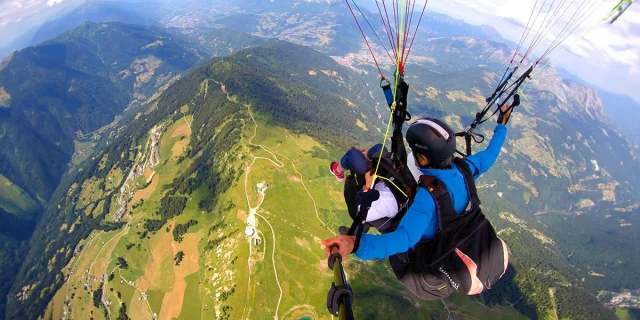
[607,0,633,24]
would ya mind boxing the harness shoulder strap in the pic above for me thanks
[452,158,481,210]
[418,175,441,196]
[418,159,483,231]
[418,175,456,231]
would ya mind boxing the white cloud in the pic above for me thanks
[427,0,640,100]
[0,0,41,32]
[47,0,65,6]
[0,0,80,44]
[566,37,593,59]
[429,0,637,59]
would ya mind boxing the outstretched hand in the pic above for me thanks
[498,94,520,125]
[498,103,513,125]
[321,236,356,261]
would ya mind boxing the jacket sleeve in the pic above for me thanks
[354,187,437,260]
[465,124,508,179]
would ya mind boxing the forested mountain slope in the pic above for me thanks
[6,39,620,320]
[0,21,273,317]
[4,39,385,319]
[0,21,204,220]
[0,21,208,316]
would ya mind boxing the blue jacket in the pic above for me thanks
[355,124,508,260]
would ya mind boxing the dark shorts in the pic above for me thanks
[388,251,453,300]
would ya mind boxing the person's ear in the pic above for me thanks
[417,154,429,167]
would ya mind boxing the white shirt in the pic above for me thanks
[362,182,399,222]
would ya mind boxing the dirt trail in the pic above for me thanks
[271,150,334,236]
[213,79,334,320]
[241,94,331,235]
[212,80,283,320]
[255,213,283,319]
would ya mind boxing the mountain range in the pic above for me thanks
[1,0,639,319]
[598,89,640,148]
[0,21,269,317]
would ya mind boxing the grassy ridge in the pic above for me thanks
[0,174,40,217]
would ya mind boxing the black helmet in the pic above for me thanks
[406,118,456,164]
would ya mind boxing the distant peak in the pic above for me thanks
[0,52,14,71]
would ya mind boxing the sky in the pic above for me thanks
[0,0,82,48]
[426,0,640,102]
[0,0,638,102]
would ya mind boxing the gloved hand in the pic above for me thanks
[498,94,520,125]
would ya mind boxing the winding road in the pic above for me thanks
[211,80,285,320]
[118,268,154,317]
[255,212,283,319]
[214,79,334,320]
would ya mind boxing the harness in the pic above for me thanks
[344,75,417,253]
[327,72,511,315]
[408,158,508,295]
[326,74,413,319]
[343,158,414,229]
[412,158,482,272]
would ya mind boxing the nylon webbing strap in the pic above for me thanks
[347,189,380,253]
[453,158,481,209]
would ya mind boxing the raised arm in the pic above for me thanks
[465,124,508,178]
